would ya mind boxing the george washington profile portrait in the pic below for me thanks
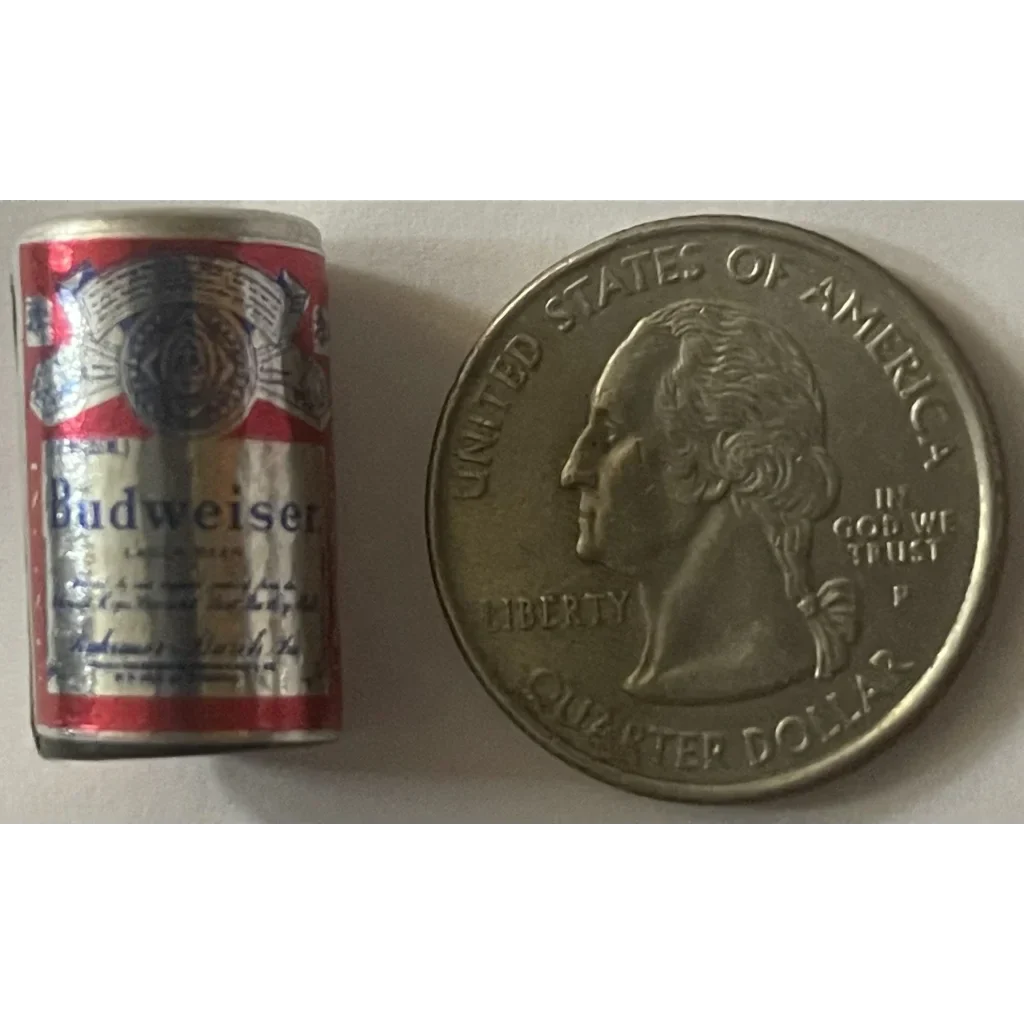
[560,298,859,704]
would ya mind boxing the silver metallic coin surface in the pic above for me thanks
[427,216,1004,802]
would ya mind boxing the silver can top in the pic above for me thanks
[16,206,323,252]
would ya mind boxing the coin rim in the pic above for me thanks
[426,214,1006,803]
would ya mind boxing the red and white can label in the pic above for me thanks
[16,234,340,743]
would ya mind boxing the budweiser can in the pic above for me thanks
[12,208,341,758]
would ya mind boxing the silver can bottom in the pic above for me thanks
[34,725,340,761]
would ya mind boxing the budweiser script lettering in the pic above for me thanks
[48,477,322,534]
[41,438,329,698]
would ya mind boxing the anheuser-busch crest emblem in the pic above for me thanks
[27,254,331,435]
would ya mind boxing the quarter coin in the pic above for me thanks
[427,215,1004,801]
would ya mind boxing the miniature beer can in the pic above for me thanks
[12,208,340,758]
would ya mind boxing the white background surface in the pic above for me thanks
[0,200,1019,823]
